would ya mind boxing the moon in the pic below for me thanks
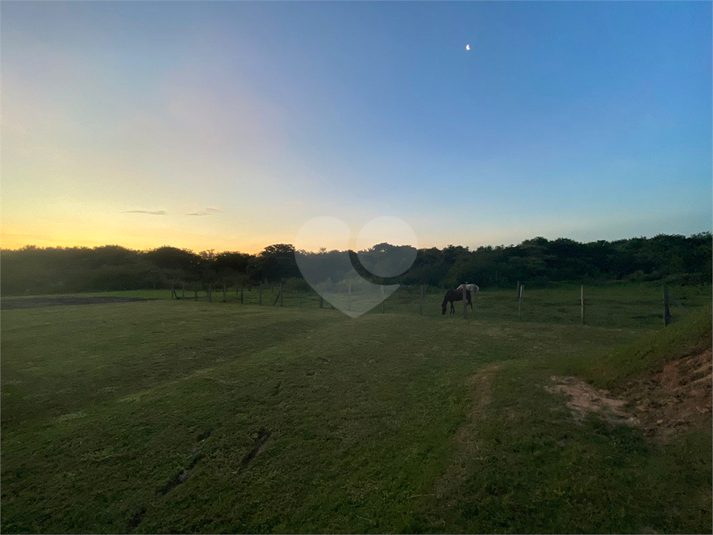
[466,44,470,51]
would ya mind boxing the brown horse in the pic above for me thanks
[442,289,473,315]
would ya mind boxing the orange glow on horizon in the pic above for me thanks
[0,226,277,255]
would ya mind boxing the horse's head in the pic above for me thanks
[442,291,450,315]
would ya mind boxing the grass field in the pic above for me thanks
[84,280,710,328]
[1,283,711,533]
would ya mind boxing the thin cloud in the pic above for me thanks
[123,210,167,216]
[186,207,222,216]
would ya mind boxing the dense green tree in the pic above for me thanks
[1,233,709,296]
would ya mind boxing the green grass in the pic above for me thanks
[15,280,710,329]
[588,303,712,388]
[1,284,711,533]
[419,358,712,534]
[1,289,173,301]
[533,303,713,389]
[84,289,173,299]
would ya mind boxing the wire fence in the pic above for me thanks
[169,281,711,330]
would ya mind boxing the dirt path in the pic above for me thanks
[432,364,500,506]
[1,296,158,310]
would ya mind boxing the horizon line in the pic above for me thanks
[2,230,710,255]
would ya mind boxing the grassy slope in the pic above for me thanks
[1,288,710,533]
[426,303,712,533]
[590,303,712,389]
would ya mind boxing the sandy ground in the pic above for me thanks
[548,347,712,441]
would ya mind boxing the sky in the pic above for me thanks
[2,1,711,254]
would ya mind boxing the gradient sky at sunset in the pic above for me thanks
[2,1,711,254]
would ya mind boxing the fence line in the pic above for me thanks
[165,281,701,328]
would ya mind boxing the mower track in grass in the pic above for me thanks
[1,296,710,533]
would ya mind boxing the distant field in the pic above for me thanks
[1,284,711,533]
[24,280,710,328]
[0,295,158,310]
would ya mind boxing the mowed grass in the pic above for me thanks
[1,287,711,533]
[84,280,710,330]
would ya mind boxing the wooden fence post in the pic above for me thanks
[420,284,424,315]
[580,285,585,325]
[259,283,263,306]
[182,283,185,300]
[518,284,524,318]
[194,290,198,301]
[463,282,467,318]
[240,286,244,304]
[663,284,671,326]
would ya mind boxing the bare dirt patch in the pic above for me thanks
[546,376,639,427]
[617,348,712,440]
[548,348,712,441]
[1,296,157,310]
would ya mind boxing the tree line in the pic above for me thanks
[1,233,710,296]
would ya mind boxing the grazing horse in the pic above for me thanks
[456,283,479,294]
[442,289,473,315]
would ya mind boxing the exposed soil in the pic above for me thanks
[547,377,640,427]
[617,348,712,440]
[548,347,712,441]
[1,296,157,310]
